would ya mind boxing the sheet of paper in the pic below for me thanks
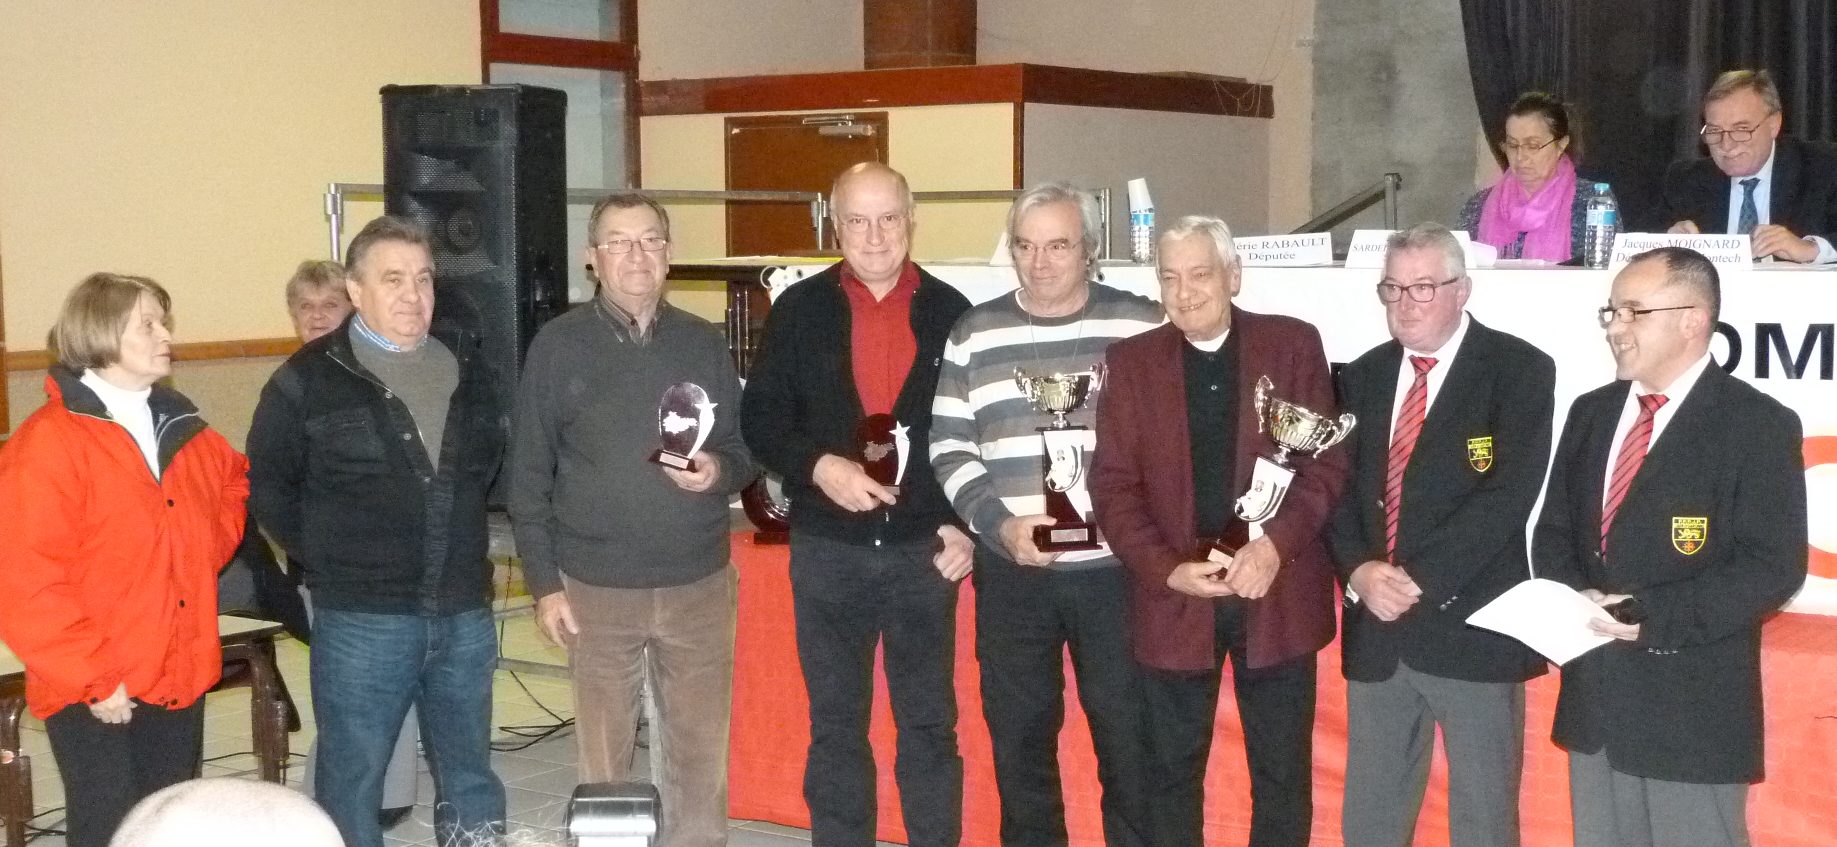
[1465,578,1617,665]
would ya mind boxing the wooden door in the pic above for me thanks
[724,112,888,257]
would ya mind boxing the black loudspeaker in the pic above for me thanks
[381,84,569,394]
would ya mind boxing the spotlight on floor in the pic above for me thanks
[566,781,661,847]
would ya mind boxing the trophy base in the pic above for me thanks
[650,449,698,472]
[1035,521,1101,552]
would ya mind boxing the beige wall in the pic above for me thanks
[8,357,280,447]
[640,104,1015,262]
[1024,104,1271,252]
[638,0,861,80]
[978,0,1316,231]
[0,1,480,354]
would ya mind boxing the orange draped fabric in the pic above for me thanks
[726,534,1837,845]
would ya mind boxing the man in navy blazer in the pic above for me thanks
[1328,224,1553,847]
[1661,69,1837,264]
[1091,215,1348,847]
[1534,246,1806,847]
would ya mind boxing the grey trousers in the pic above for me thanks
[1342,661,1525,847]
[1568,750,1750,847]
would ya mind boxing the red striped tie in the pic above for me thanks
[1385,355,1437,558]
[1601,393,1668,551]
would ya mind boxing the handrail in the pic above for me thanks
[324,182,825,261]
[326,183,1115,260]
[1290,172,1402,235]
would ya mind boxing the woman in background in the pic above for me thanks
[1457,92,1608,263]
[0,273,248,847]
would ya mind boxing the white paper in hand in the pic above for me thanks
[1465,579,1616,665]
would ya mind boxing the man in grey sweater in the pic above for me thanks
[507,192,757,847]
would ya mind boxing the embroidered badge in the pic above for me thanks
[1672,517,1708,555]
[1466,436,1494,472]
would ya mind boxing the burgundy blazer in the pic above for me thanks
[1091,309,1348,671]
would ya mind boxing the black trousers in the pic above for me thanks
[972,547,1152,847]
[1141,598,1317,847]
[44,698,205,847]
[790,530,963,847]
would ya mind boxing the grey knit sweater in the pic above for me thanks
[508,300,758,595]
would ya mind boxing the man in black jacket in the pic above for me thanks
[742,162,974,847]
[1662,69,1837,264]
[1329,224,1553,847]
[1535,247,1805,847]
[248,216,508,847]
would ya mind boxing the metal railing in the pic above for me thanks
[324,183,823,261]
[324,183,1114,260]
[1290,172,1402,235]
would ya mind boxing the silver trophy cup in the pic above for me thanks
[1233,375,1356,523]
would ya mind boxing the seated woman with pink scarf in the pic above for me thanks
[1457,92,1605,263]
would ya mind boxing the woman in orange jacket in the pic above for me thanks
[0,273,249,847]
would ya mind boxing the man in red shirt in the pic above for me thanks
[743,162,975,846]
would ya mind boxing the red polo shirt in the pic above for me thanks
[841,261,920,416]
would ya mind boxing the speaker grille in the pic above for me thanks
[381,83,568,395]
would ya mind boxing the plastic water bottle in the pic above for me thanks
[1583,182,1618,268]
[1130,208,1156,265]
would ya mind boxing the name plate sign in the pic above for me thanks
[1608,233,1751,276]
[1235,233,1333,267]
[1347,229,1492,269]
[1344,229,1396,268]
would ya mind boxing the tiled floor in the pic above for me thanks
[14,609,847,846]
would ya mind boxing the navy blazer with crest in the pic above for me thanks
[1328,316,1553,684]
[1533,363,1806,784]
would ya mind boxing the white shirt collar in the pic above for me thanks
[1185,327,1231,353]
[1404,310,1472,361]
[1732,142,1777,188]
[1636,348,1713,401]
[80,369,153,407]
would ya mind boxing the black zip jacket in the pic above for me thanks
[248,302,507,616]
[741,262,970,546]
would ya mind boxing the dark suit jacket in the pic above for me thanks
[1091,310,1348,672]
[1328,318,1553,684]
[1533,364,1806,784]
[1661,135,1837,243]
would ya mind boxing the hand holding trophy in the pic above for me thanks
[854,412,910,497]
[1013,364,1107,552]
[1201,375,1356,564]
[652,382,717,472]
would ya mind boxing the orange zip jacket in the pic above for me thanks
[0,369,248,719]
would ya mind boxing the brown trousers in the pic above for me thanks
[565,566,738,847]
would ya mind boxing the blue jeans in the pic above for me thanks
[312,606,506,847]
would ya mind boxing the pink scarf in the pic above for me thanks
[1477,154,1577,262]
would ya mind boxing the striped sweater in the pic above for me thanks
[928,282,1164,570]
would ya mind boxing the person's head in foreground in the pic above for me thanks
[109,778,341,847]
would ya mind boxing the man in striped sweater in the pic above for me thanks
[929,183,1163,846]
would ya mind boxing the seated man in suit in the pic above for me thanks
[1535,246,1806,847]
[1090,215,1348,847]
[1329,224,1554,847]
[1662,69,1837,263]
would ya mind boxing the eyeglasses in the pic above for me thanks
[839,212,907,234]
[1699,123,1770,145]
[1597,304,1698,326]
[1012,239,1081,261]
[1376,277,1462,303]
[594,236,669,254]
[1500,137,1559,156]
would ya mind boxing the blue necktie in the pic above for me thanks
[1737,177,1760,235]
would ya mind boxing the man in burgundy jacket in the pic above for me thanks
[1090,215,1349,847]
